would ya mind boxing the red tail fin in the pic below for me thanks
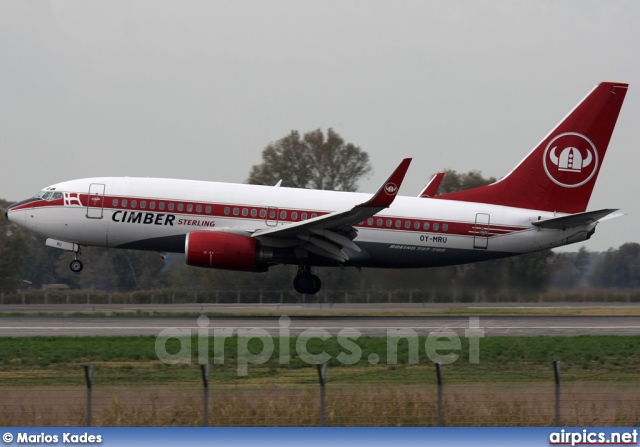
[436,82,628,213]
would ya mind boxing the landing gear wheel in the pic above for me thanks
[293,273,322,295]
[310,274,322,294]
[70,260,83,273]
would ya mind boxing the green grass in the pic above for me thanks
[0,335,638,386]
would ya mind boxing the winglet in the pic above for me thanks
[419,172,445,198]
[359,158,411,208]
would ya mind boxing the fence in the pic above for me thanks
[2,288,640,306]
[2,363,639,427]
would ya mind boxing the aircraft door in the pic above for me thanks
[86,183,106,219]
[473,213,490,249]
[266,206,279,226]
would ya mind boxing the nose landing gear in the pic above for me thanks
[69,249,83,273]
[70,259,83,273]
[293,265,321,295]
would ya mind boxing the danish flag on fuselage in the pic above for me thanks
[4,82,629,294]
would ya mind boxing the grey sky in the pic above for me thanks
[1,1,638,252]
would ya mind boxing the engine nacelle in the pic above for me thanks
[185,231,270,272]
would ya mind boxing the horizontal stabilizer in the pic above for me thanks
[531,209,619,230]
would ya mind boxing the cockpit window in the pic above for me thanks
[35,190,63,201]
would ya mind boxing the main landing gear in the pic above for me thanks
[69,250,83,273]
[293,265,321,295]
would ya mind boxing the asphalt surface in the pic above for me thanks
[1,315,640,337]
[1,302,639,314]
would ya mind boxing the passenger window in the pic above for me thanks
[150,202,156,210]
[177,204,184,212]
[112,199,119,207]
[159,202,165,210]
[224,207,230,215]
[377,218,382,227]
[196,205,202,213]
[269,209,276,218]
[301,213,308,220]
[443,224,448,232]
[260,209,266,218]
[206,205,211,214]
[187,204,193,212]
[414,221,420,230]
[433,223,440,231]
[168,203,174,211]
[242,208,248,216]
[280,211,287,219]
[251,209,257,217]
[423,222,430,230]
[386,219,392,228]
[367,218,373,225]
[405,221,411,229]
[233,207,239,216]
[122,199,128,207]
[311,213,317,218]
[395,220,401,228]
[140,201,146,209]
[292,212,298,220]
[131,200,137,208]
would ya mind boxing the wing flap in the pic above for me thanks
[310,228,361,252]
[299,235,349,261]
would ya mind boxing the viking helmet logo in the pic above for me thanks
[543,132,598,188]
[549,146,593,172]
[384,182,398,195]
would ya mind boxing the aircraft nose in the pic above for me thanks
[5,202,16,221]
[4,198,38,225]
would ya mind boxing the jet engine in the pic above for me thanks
[185,230,271,272]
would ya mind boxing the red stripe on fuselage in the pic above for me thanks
[17,192,530,239]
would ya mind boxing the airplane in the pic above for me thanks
[4,82,629,295]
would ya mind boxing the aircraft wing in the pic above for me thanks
[531,209,620,230]
[252,158,412,262]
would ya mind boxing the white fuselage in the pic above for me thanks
[9,177,594,269]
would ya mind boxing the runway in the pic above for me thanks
[1,301,639,314]
[1,315,640,336]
